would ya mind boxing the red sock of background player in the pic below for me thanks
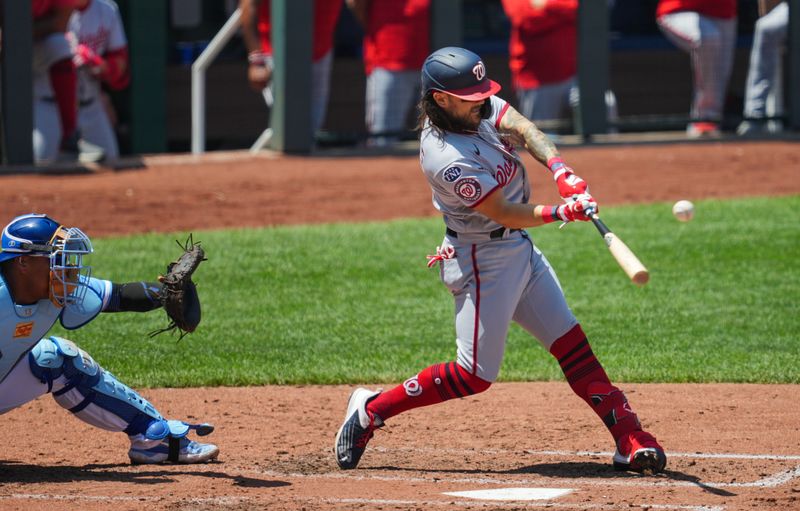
[550,324,641,443]
[367,361,491,421]
[49,58,78,144]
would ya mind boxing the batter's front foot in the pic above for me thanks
[334,388,382,469]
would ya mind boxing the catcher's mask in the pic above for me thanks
[0,213,93,307]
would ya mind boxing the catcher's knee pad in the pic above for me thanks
[29,336,163,434]
[586,382,641,433]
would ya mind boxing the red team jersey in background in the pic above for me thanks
[656,0,737,19]
[32,0,77,19]
[257,0,343,61]
[362,0,430,75]
[500,0,578,90]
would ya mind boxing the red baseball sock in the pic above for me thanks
[49,58,78,143]
[550,324,639,443]
[367,361,490,421]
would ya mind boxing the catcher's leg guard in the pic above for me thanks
[29,336,163,432]
[29,336,219,464]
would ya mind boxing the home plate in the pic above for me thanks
[443,488,573,501]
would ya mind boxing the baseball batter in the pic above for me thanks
[656,0,738,137]
[0,213,219,464]
[335,47,666,475]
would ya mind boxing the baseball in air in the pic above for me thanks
[672,200,694,222]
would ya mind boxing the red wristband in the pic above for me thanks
[547,157,567,172]
[542,206,560,223]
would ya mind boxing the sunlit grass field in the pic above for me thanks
[54,196,800,387]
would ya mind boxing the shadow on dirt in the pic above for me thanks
[0,460,290,488]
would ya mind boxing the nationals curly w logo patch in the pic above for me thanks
[454,177,482,202]
[403,376,422,397]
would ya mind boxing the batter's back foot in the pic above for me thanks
[612,429,667,475]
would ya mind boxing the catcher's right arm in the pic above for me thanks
[150,235,206,339]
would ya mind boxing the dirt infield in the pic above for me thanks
[0,140,799,511]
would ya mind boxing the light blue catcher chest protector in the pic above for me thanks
[0,275,177,440]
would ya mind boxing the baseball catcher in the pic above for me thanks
[0,214,218,464]
[151,235,206,339]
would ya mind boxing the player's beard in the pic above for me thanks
[418,95,492,136]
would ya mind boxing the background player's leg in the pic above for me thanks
[78,101,119,159]
[310,51,333,137]
[365,68,418,146]
[742,3,788,127]
[33,99,61,162]
[516,79,572,122]
[691,16,736,124]
[48,58,78,145]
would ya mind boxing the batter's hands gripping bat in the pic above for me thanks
[586,208,649,286]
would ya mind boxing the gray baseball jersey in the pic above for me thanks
[420,95,577,381]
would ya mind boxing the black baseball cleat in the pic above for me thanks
[334,388,382,469]
[613,430,667,475]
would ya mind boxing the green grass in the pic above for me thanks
[53,195,800,387]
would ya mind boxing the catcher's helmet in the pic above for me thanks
[0,213,93,306]
[421,47,501,101]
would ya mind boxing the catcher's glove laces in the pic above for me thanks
[149,234,206,341]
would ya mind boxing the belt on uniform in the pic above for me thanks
[42,97,95,107]
[445,226,520,240]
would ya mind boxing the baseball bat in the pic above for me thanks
[587,210,649,286]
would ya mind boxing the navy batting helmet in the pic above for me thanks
[421,47,501,100]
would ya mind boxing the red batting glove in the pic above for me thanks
[544,195,597,223]
[548,157,588,200]
[73,44,104,74]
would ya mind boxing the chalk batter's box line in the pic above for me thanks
[0,494,725,511]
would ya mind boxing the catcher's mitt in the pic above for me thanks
[150,235,206,339]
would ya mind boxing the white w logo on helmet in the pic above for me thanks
[472,61,486,81]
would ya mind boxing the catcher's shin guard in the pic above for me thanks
[29,336,163,431]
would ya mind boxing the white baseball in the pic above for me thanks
[672,200,694,222]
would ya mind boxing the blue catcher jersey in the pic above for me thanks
[0,275,111,384]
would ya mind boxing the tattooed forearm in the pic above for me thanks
[498,106,559,165]
[521,123,558,164]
